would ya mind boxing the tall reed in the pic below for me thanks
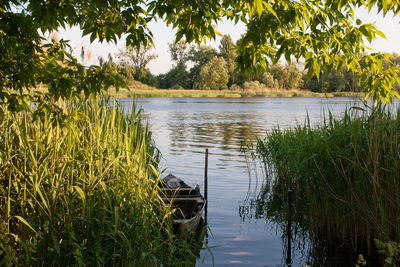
[254,105,400,250]
[0,98,195,265]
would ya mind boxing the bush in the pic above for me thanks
[243,80,266,90]
[170,84,184,89]
[230,83,243,90]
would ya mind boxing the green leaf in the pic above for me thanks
[264,3,279,21]
[375,29,386,39]
[90,33,97,43]
[74,186,86,202]
[14,216,37,233]
[254,0,263,17]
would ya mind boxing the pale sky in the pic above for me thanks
[57,8,400,75]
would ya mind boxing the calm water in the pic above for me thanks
[118,97,369,266]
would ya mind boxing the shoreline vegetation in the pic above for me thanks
[251,106,400,266]
[105,86,365,99]
[0,99,201,266]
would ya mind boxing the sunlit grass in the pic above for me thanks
[0,98,201,266]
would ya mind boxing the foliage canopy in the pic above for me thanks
[1,0,400,109]
[194,56,229,90]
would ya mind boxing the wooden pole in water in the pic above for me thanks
[286,189,293,266]
[204,148,208,241]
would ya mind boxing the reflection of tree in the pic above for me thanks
[194,113,262,151]
[166,111,264,153]
[167,112,190,150]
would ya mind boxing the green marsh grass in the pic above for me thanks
[254,105,400,251]
[0,98,201,266]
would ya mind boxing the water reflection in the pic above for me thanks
[165,114,262,150]
[238,159,382,267]
[116,97,371,266]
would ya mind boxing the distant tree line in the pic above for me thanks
[102,36,400,93]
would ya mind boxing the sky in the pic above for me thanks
[57,8,400,75]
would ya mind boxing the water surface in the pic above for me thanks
[119,97,367,266]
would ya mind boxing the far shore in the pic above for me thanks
[105,87,365,98]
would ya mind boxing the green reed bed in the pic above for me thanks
[254,106,400,250]
[0,99,196,266]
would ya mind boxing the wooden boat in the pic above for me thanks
[159,174,205,233]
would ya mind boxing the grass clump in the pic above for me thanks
[254,105,400,250]
[0,99,196,266]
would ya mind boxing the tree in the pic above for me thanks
[219,34,236,86]
[142,71,159,88]
[117,44,157,73]
[168,40,192,67]
[162,40,192,89]
[269,63,304,89]
[188,45,218,67]
[2,0,400,110]
[304,68,360,92]
[116,43,157,85]
[271,64,290,89]
[159,64,191,89]
[118,65,136,83]
[188,45,218,87]
[287,64,304,89]
[194,56,229,90]
[260,72,278,89]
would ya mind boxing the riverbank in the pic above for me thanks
[105,87,365,98]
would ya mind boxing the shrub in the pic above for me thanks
[230,83,243,91]
[243,80,266,90]
[170,84,184,89]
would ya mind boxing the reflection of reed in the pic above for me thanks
[239,165,312,265]
[238,154,379,267]
[241,150,262,217]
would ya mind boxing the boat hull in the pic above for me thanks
[160,174,205,234]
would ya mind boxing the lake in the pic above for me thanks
[118,97,372,266]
